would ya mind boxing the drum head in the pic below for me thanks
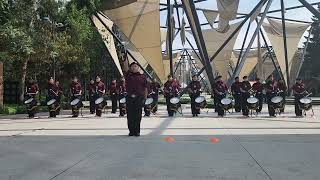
[119,98,126,104]
[170,97,180,104]
[195,96,205,103]
[95,97,104,105]
[300,97,312,104]
[247,97,258,104]
[221,98,232,105]
[70,99,80,106]
[271,96,283,104]
[47,99,56,106]
[24,98,34,104]
[145,98,153,105]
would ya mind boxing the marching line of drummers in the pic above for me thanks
[24,73,313,119]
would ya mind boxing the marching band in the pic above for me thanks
[23,74,313,122]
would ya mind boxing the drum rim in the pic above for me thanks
[145,98,153,105]
[271,96,283,103]
[71,98,80,105]
[221,98,232,105]
[95,97,104,104]
[170,97,180,104]
[119,98,126,103]
[247,97,259,104]
[47,99,56,105]
[195,96,205,103]
[24,98,34,104]
[299,97,312,104]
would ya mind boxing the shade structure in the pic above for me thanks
[216,0,240,32]
[103,0,166,83]
[202,9,219,28]
[262,18,310,84]
[92,15,123,76]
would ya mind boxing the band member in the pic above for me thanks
[265,75,278,117]
[95,76,106,117]
[231,77,242,112]
[87,79,96,114]
[292,78,307,117]
[108,79,118,114]
[188,75,201,117]
[149,78,161,114]
[47,78,59,118]
[25,80,39,118]
[55,80,63,115]
[240,76,251,117]
[277,79,287,113]
[164,75,180,117]
[144,79,153,117]
[124,62,148,136]
[70,77,82,117]
[252,78,264,113]
[117,76,127,116]
[213,76,228,117]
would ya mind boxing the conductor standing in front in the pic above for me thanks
[125,62,148,137]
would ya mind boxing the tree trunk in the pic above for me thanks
[19,57,29,102]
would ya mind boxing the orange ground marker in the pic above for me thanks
[164,136,175,143]
[210,137,220,143]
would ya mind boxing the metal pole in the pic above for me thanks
[167,0,174,76]
[296,27,313,80]
[196,0,268,77]
[94,13,153,80]
[298,0,320,19]
[281,0,291,88]
[231,0,274,82]
[235,21,252,71]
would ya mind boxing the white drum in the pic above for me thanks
[47,99,56,106]
[170,97,180,104]
[145,98,154,106]
[221,98,233,110]
[95,97,104,105]
[119,97,126,104]
[24,98,34,104]
[247,97,259,104]
[271,96,283,104]
[195,96,205,104]
[70,99,80,106]
[300,97,312,104]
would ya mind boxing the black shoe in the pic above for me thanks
[134,133,140,137]
[192,114,196,117]
[129,132,134,136]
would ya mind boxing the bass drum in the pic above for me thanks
[247,97,259,110]
[195,96,206,109]
[170,97,181,110]
[221,98,233,110]
[271,96,284,109]
[299,97,312,111]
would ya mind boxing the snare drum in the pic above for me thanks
[47,99,56,106]
[70,98,80,106]
[170,97,181,110]
[145,98,154,106]
[271,96,284,109]
[221,98,233,110]
[119,97,126,104]
[95,97,104,105]
[195,96,206,109]
[299,97,312,111]
[247,97,259,110]
[24,98,34,104]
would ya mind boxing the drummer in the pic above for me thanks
[292,78,307,117]
[108,79,118,114]
[95,76,106,117]
[117,76,127,117]
[87,79,96,114]
[187,75,202,117]
[47,77,59,118]
[25,79,39,118]
[213,76,228,117]
[277,79,287,113]
[231,77,242,112]
[149,78,161,114]
[164,75,180,117]
[252,78,264,113]
[70,77,82,117]
[55,80,63,115]
[265,75,278,117]
[240,76,251,117]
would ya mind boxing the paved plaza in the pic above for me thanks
[0,105,319,180]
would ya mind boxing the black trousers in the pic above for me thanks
[111,95,118,113]
[267,93,276,116]
[214,95,218,112]
[256,93,263,113]
[127,96,144,134]
[166,96,174,116]
[151,95,159,113]
[190,94,200,116]
[233,93,242,112]
[295,95,303,116]
[280,93,286,113]
[89,95,95,114]
[216,94,225,116]
[241,93,250,116]
[119,95,126,116]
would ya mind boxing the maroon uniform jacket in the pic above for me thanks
[109,82,117,95]
[125,72,147,97]
[265,80,278,94]
[231,81,242,95]
[87,83,95,97]
[292,82,306,96]
[26,84,39,95]
[95,81,105,96]
[214,80,228,95]
[277,82,287,93]
[164,80,180,97]
[71,82,82,95]
[252,82,264,93]
[188,81,201,96]
[117,80,127,95]
[240,81,252,93]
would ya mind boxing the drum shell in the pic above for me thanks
[170,97,181,110]
[71,99,83,109]
[195,99,207,109]
[220,98,233,110]
[299,98,312,111]
[271,96,284,109]
[247,97,259,110]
